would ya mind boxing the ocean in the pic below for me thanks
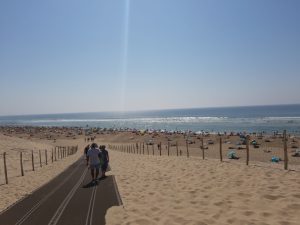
[1,104,300,134]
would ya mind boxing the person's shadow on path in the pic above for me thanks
[82,176,108,188]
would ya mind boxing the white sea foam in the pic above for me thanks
[20,116,300,125]
[25,117,229,124]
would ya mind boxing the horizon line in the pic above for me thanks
[1,103,300,118]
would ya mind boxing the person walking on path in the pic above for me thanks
[84,144,90,166]
[100,145,109,178]
[86,143,101,183]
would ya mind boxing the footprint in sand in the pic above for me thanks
[212,213,221,219]
[243,210,254,216]
[125,218,156,225]
[190,200,197,205]
[279,221,292,225]
[238,192,252,198]
[263,194,282,200]
[226,218,237,223]
[268,185,279,190]
[214,201,224,206]
[260,212,272,217]
[292,194,300,199]
[286,203,300,210]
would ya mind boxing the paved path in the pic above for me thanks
[0,158,122,225]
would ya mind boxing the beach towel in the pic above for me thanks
[271,156,280,163]
[227,151,239,159]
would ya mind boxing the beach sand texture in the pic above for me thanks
[106,150,300,225]
[0,128,300,225]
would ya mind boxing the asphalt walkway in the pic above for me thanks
[0,157,122,225]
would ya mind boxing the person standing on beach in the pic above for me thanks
[86,143,101,183]
[100,145,109,178]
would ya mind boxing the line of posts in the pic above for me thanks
[2,145,78,185]
[108,129,290,170]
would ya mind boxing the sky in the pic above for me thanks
[0,0,299,116]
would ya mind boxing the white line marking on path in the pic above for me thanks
[85,183,97,225]
[15,162,83,225]
[48,168,88,225]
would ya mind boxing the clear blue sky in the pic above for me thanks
[0,0,299,116]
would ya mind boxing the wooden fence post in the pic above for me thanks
[51,149,53,163]
[143,143,145,154]
[39,150,42,167]
[20,152,24,176]
[45,150,48,165]
[186,140,189,158]
[159,142,162,156]
[201,139,204,160]
[167,141,170,156]
[3,152,8,184]
[176,142,178,156]
[146,144,149,155]
[283,130,288,170]
[219,137,223,162]
[152,144,154,155]
[32,150,35,171]
[246,136,249,166]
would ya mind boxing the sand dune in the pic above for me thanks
[0,134,84,212]
[106,151,300,225]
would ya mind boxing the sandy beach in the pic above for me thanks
[0,127,300,224]
[106,151,300,225]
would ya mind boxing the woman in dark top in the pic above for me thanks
[100,145,109,177]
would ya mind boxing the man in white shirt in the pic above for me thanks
[86,143,101,182]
